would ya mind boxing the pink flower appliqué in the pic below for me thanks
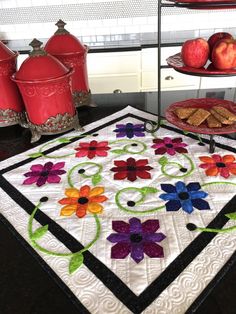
[152,137,188,156]
[23,162,66,187]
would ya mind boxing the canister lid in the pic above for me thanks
[15,38,69,81]
[45,20,86,55]
[0,40,16,61]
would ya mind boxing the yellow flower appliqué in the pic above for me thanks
[59,185,108,218]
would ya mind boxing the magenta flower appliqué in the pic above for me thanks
[23,162,66,187]
[152,137,188,156]
[107,217,166,263]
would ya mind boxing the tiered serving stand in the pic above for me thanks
[145,0,236,153]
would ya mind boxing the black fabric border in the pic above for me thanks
[0,109,236,313]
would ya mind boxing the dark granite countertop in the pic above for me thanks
[0,91,236,314]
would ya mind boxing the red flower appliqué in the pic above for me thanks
[75,140,110,159]
[110,157,153,182]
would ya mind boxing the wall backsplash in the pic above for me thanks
[0,0,235,51]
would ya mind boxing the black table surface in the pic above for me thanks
[0,99,236,314]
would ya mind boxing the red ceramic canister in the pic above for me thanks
[12,39,82,143]
[0,41,25,127]
[45,20,91,107]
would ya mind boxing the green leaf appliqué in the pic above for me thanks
[158,156,168,165]
[31,225,48,240]
[58,138,71,143]
[69,253,84,274]
[141,187,158,194]
[92,174,102,185]
[225,212,236,220]
[28,152,43,158]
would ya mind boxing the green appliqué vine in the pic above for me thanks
[67,162,103,186]
[28,198,101,274]
[158,154,194,178]
[115,186,165,214]
[187,181,236,233]
[109,139,147,155]
[28,135,89,159]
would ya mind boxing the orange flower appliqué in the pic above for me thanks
[59,185,108,218]
[199,154,236,178]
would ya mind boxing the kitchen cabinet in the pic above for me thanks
[87,50,141,93]
[141,47,200,91]
[88,47,201,93]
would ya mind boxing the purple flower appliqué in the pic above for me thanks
[107,217,166,263]
[152,137,188,156]
[23,162,66,187]
[113,123,145,138]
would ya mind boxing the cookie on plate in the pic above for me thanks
[187,108,210,126]
[207,114,222,128]
[210,109,234,125]
[174,107,197,119]
[213,106,236,122]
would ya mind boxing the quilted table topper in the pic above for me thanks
[0,106,236,314]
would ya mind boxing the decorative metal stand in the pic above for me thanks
[145,0,235,154]
[144,1,174,133]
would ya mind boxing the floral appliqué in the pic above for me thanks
[159,181,210,214]
[199,154,236,179]
[110,157,153,182]
[23,162,66,187]
[113,123,145,138]
[107,217,166,263]
[59,185,108,218]
[152,137,188,156]
[75,140,110,159]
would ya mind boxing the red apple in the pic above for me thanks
[208,32,233,61]
[212,38,236,70]
[181,38,209,68]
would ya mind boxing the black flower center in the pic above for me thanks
[180,167,187,173]
[186,223,197,231]
[131,143,138,147]
[89,147,96,151]
[130,233,142,243]
[78,197,89,204]
[165,143,173,148]
[127,166,136,171]
[78,169,85,174]
[41,171,49,177]
[178,192,189,200]
[216,162,226,168]
[40,197,48,202]
[127,201,136,207]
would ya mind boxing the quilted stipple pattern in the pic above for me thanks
[0,106,236,314]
